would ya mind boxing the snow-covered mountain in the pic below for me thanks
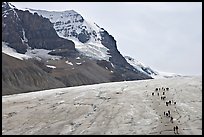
[125,56,181,79]
[27,9,181,79]
[26,8,110,61]
[2,2,152,95]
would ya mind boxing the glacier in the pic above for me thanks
[2,76,202,135]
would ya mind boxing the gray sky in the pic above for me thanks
[11,2,202,76]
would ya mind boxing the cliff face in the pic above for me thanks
[16,10,76,52]
[2,2,76,55]
[2,2,28,53]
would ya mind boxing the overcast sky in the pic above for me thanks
[11,2,202,76]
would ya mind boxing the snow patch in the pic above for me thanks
[65,60,73,66]
[46,65,56,69]
[2,42,31,60]
[111,63,115,68]
[76,62,82,65]
[57,100,65,104]
[22,28,28,43]
[73,40,111,61]
[2,42,62,61]
[76,57,80,60]
[25,48,61,61]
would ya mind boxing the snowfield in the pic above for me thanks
[2,76,202,135]
[2,42,31,60]
[2,42,61,61]
[70,38,111,61]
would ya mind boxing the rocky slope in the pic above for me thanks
[2,53,66,95]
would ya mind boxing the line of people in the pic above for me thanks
[152,87,179,134]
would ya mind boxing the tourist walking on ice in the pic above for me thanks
[175,126,179,134]
[170,117,173,123]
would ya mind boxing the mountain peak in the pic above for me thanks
[27,8,103,42]
[2,2,16,9]
[63,9,78,14]
[27,9,113,61]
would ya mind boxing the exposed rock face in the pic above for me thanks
[16,10,76,51]
[100,30,124,66]
[78,30,91,43]
[2,2,28,54]
[2,2,76,55]
[100,30,151,80]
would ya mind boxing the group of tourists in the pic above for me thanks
[152,87,180,134]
